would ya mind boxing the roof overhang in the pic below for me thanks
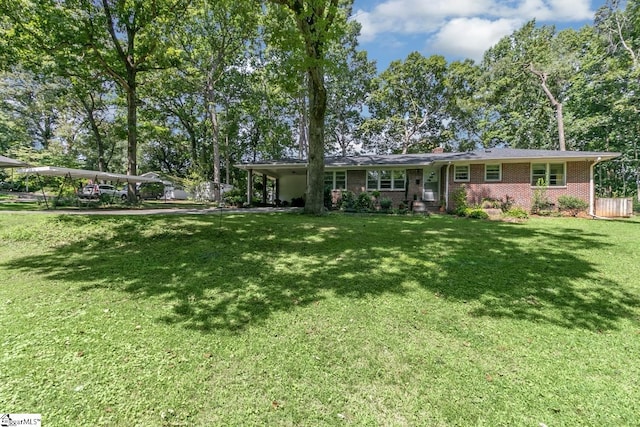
[234,149,622,177]
[234,162,308,179]
[431,152,621,165]
[17,166,163,183]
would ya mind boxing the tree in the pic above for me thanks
[77,0,187,200]
[170,0,259,200]
[324,20,376,156]
[364,52,450,154]
[441,59,482,151]
[267,0,344,214]
[595,0,640,199]
[480,21,575,150]
[1,0,188,200]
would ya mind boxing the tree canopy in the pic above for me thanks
[1,0,638,203]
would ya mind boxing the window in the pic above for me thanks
[484,164,501,181]
[531,163,565,186]
[367,169,406,190]
[367,170,379,189]
[380,170,392,189]
[324,171,346,190]
[454,165,469,182]
[393,170,405,189]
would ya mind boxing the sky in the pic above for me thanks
[351,0,607,69]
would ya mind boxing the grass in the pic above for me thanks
[0,192,218,212]
[1,212,639,426]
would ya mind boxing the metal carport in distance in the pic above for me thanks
[17,166,163,207]
[17,166,163,183]
[0,155,29,168]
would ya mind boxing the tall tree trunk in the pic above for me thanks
[298,97,308,159]
[306,66,326,214]
[528,64,566,151]
[207,79,221,202]
[78,93,107,172]
[269,0,339,214]
[225,134,230,185]
[555,101,566,151]
[126,73,137,201]
[298,77,309,159]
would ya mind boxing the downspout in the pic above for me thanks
[445,162,451,211]
[589,157,602,217]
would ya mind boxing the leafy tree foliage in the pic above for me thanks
[1,0,638,202]
[365,52,480,154]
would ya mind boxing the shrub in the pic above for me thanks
[500,195,514,212]
[481,198,501,209]
[324,186,333,210]
[531,178,552,214]
[504,206,529,219]
[379,197,393,210]
[339,190,357,211]
[355,192,374,212]
[452,185,468,216]
[223,188,246,206]
[464,208,489,219]
[557,195,588,215]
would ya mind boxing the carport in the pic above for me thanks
[234,159,308,205]
[0,155,29,168]
[17,166,163,208]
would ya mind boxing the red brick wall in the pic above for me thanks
[446,161,592,210]
[344,170,409,207]
[336,161,593,211]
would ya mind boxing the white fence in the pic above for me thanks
[596,197,633,217]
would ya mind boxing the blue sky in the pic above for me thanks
[351,0,607,69]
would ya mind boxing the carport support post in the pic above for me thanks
[247,169,253,205]
[262,174,268,204]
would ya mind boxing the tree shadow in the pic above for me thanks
[3,213,638,333]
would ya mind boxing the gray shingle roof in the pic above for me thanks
[236,148,620,171]
[324,148,620,167]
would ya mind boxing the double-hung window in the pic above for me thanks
[367,169,406,190]
[484,164,501,181]
[324,171,346,190]
[531,163,565,186]
[454,165,470,182]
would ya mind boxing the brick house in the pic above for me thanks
[236,148,620,215]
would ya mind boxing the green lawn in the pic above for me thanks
[1,212,639,426]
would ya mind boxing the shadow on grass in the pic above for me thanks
[3,213,638,332]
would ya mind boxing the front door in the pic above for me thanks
[423,166,439,202]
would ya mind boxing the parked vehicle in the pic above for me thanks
[78,184,127,201]
[136,182,165,200]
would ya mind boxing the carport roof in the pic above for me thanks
[0,154,29,168]
[17,166,163,183]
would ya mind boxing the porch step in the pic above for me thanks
[411,201,440,213]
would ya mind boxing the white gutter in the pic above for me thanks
[589,156,602,217]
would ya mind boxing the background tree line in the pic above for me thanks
[0,0,638,207]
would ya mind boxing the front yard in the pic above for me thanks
[1,212,639,425]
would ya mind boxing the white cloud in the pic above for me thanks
[495,0,594,21]
[354,0,493,42]
[354,0,595,42]
[429,17,523,62]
